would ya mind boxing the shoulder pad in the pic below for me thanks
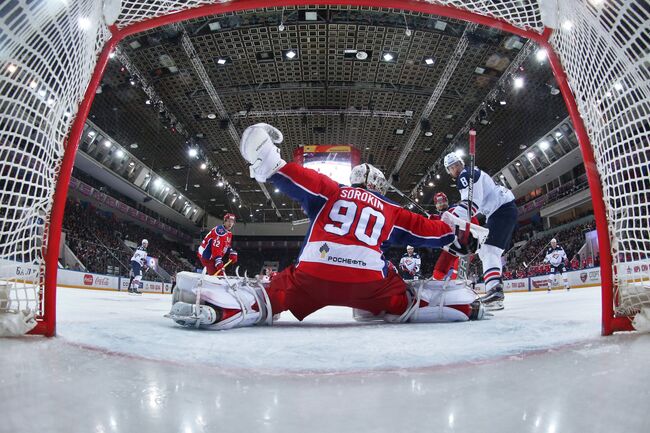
[215,225,227,235]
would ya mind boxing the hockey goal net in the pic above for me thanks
[0,0,647,336]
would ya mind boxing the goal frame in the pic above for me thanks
[37,0,632,336]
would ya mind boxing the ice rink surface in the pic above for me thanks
[2,286,649,433]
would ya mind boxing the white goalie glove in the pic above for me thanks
[240,123,286,182]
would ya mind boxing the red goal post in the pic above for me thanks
[0,0,647,336]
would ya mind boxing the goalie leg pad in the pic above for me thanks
[169,272,273,330]
[384,279,483,323]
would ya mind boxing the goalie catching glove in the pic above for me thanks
[240,123,286,182]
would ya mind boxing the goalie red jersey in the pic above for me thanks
[269,162,455,283]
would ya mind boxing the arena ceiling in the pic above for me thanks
[88,5,569,223]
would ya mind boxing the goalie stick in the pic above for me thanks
[457,130,476,281]
[387,184,431,218]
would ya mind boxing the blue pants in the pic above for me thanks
[131,260,142,277]
[486,201,517,250]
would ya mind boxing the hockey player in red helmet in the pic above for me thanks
[430,192,479,281]
[197,213,238,275]
[434,192,449,213]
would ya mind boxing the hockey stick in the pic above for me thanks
[522,240,552,268]
[457,130,476,280]
[213,259,232,276]
[387,184,431,218]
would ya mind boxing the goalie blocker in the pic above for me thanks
[166,272,485,330]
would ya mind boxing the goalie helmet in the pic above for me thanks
[443,152,464,172]
[350,163,388,195]
[433,192,448,212]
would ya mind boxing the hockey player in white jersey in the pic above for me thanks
[444,152,517,310]
[127,239,148,294]
[544,238,570,291]
[399,246,421,280]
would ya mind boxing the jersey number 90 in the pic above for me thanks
[323,200,385,246]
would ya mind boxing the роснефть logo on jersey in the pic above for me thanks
[319,243,330,258]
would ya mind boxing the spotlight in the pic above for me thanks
[200,162,207,170]
[513,76,524,89]
[188,148,198,158]
[217,181,224,187]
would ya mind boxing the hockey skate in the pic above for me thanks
[128,286,142,295]
[479,284,504,310]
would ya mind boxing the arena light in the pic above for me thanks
[274,188,279,193]
[435,174,441,179]
[536,49,547,62]
[561,20,573,31]
[217,181,224,187]
[115,149,124,158]
[232,198,236,203]
[513,76,525,89]
[193,184,200,188]
[88,131,96,137]
[78,17,91,30]
[614,82,623,91]
[188,148,198,158]
[282,49,298,60]
[381,52,397,63]
[6,64,18,74]
[428,181,434,187]
[103,140,111,147]
[499,100,507,105]
[424,57,435,66]
[455,149,465,157]
[29,80,38,89]
[539,140,550,150]
[153,178,163,188]
[108,52,116,59]
[527,151,535,159]
[199,162,207,170]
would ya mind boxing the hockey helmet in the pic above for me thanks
[443,152,464,173]
[433,192,448,211]
[406,245,414,251]
[551,238,557,245]
[141,239,148,246]
[223,213,236,222]
[350,163,388,195]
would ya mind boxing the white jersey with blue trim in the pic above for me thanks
[456,167,514,218]
[545,246,567,267]
[130,246,148,265]
[399,253,421,275]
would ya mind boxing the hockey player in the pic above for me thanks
[444,152,517,310]
[399,246,421,280]
[430,192,479,281]
[544,238,570,291]
[168,123,489,330]
[197,213,238,275]
[127,239,148,294]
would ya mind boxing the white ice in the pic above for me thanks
[2,286,649,433]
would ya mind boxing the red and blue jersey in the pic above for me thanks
[197,225,232,261]
[270,163,455,283]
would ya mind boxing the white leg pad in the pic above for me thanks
[168,271,273,330]
[385,279,479,323]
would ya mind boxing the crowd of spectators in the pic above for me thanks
[502,219,598,280]
[63,198,196,279]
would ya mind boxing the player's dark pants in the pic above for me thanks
[485,200,518,249]
[266,266,409,321]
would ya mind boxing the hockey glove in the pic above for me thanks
[228,250,238,264]
[240,123,286,182]
[447,223,479,257]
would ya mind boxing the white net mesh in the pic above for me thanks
[0,0,110,334]
[549,0,650,318]
[0,0,647,333]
